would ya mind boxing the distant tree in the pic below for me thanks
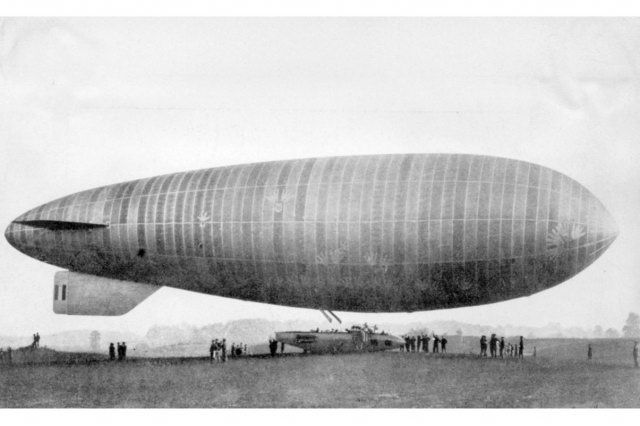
[90,330,101,352]
[622,312,640,338]
[604,328,620,338]
[593,325,603,338]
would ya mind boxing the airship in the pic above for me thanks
[4,154,618,317]
[276,326,404,354]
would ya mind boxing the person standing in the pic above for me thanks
[587,344,593,361]
[116,342,122,360]
[489,334,497,358]
[440,336,448,353]
[222,339,227,362]
[499,337,505,358]
[433,335,440,353]
[518,336,524,359]
[109,342,116,361]
[423,335,430,353]
[214,340,220,361]
[210,340,215,362]
[633,341,638,368]
[122,342,127,360]
[417,335,422,352]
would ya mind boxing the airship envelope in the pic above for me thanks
[5,154,618,315]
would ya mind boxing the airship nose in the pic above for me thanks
[4,220,17,248]
[5,216,31,255]
[5,204,50,255]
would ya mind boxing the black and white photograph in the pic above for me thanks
[1,12,639,409]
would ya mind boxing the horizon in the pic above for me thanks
[2,314,635,342]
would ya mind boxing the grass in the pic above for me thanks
[1,339,638,407]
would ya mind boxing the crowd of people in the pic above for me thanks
[108,342,128,361]
[401,333,448,353]
[1,331,636,368]
[209,338,227,362]
[209,339,248,362]
[230,342,248,358]
[399,332,527,359]
[480,334,524,358]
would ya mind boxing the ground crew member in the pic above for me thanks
[587,344,592,360]
[423,335,430,353]
[222,339,227,362]
[633,341,638,368]
[109,342,116,361]
[499,337,505,358]
[440,336,448,353]
[518,336,524,359]
[489,334,497,358]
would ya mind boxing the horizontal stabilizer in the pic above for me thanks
[15,220,108,230]
[53,271,160,316]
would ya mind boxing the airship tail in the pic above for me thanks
[53,271,160,316]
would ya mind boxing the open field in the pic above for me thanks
[1,339,638,408]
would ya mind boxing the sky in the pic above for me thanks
[0,17,639,336]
